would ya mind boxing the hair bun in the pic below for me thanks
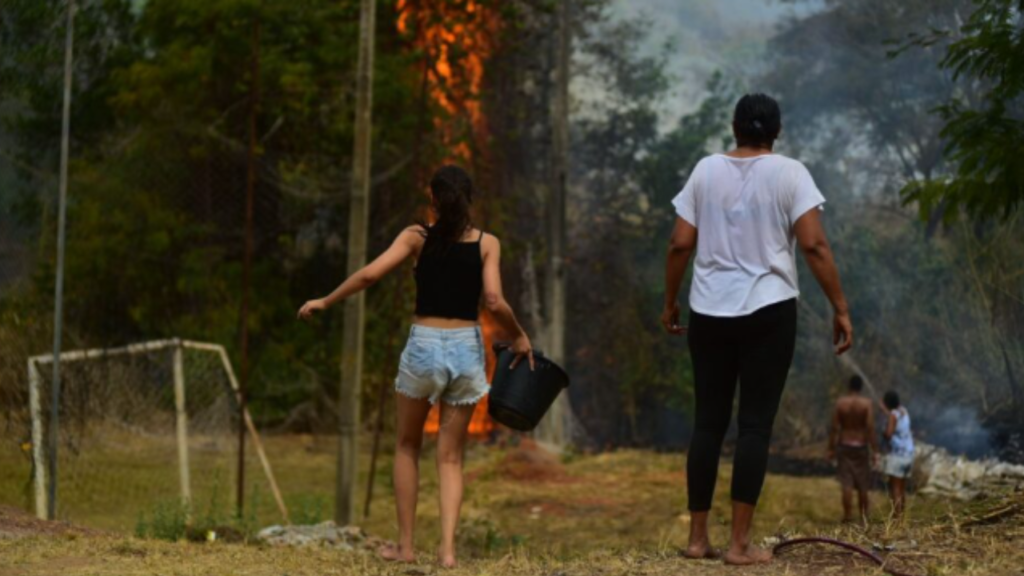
[732,93,781,148]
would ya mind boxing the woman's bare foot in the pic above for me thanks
[438,548,458,569]
[378,543,415,563]
[723,543,772,565]
[682,540,721,559]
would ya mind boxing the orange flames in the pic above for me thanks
[399,0,500,436]
[396,0,496,161]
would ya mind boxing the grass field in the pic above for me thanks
[1,434,1022,575]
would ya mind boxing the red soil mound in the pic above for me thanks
[0,505,102,540]
[497,439,569,482]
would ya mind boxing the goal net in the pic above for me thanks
[26,339,286,530]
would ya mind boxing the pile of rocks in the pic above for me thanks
[256,522,383,551]
[916,443,1024,500]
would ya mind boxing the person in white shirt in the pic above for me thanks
[662,93,853,566]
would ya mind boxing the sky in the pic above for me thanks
[608,0,822,130]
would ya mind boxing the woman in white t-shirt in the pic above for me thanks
[662,94,853,566]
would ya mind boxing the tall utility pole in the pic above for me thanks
[237,16,261,517]
[337,0,376,525]
[48,0,76,520]
[537,0,571,447]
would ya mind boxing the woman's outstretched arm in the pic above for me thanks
[481,234,534,370]
[297,226,424,319]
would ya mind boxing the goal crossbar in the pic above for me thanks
[27,338,291,524]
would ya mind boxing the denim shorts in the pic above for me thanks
[394,325,489,405]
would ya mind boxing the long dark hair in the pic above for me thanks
[418,164,474,253]
[733,93,781,149]
[883,390,901,410]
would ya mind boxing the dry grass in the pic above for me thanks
[1,436,1022,576]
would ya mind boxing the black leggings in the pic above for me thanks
[686,299,797,511]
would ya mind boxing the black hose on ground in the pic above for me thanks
[772,536,919,576]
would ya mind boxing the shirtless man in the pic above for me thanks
[828,376,878,523]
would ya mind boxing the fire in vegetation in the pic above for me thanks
[397,0,500,436]
[396,0,496,161]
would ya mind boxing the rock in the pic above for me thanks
[916,442,1024,500]
[255,522,373,550]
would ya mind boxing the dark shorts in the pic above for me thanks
[837,445,871,491]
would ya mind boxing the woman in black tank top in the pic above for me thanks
[297,165,533,568]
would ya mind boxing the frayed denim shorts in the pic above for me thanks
[394,325,489,406]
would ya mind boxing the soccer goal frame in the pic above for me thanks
[27,338,290,523]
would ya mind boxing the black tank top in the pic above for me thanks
[414,230,484,321]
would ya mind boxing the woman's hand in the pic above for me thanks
[297,298,328,320]
[833,310,853,355]
[661,302,687,335]
[509,333,535,371]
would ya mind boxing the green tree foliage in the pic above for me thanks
[900,0,1024,221]
[766,0,972,187]
[0,0,428,425]
[766,0,1024,451]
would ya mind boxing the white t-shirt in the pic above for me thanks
[672,153,825,317]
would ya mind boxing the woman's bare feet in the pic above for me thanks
[378,542,415,563]
[723,543,772,565]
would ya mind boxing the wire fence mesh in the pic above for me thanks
[22,343,239,530]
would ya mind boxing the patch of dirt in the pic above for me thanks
[497,440,571,482]
[0,505,103,540]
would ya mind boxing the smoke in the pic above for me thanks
[606,0,821,128]
[913,402,992,459]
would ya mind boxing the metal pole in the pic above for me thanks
[238,15,260,519]
[172,343,192,509]
[48,0,76,521]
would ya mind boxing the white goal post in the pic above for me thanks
[27,338,290,523]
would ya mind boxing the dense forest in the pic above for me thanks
[1,0,1021,459]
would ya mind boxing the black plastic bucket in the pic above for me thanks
[488,343,570,431]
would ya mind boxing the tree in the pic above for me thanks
[761,0,1024,454]
[900,0,1024,221]
[535,0,572,448]
[337,0,376,526]
[765,0,976,235]
[1,0,429,436]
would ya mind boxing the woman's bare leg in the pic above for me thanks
[891,477,906,518]
[381,394,433,563]
[436,403,476,568]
